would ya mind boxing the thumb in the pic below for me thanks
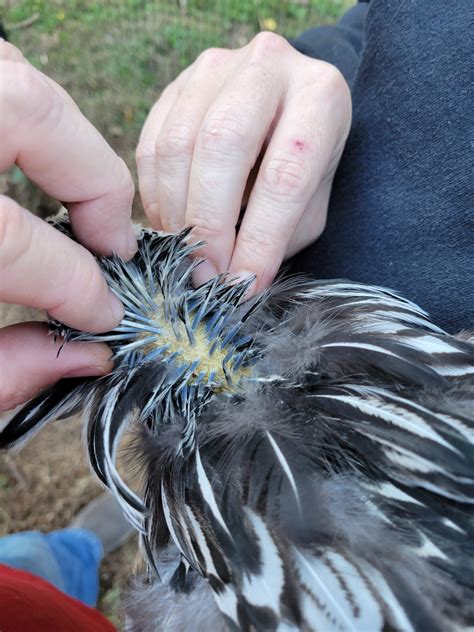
[0,323,113,410]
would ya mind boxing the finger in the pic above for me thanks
[285,182,332,258]
[0,45,136,260]
[187,36,288,285]
[137,49,234,233]
[0,39,26,63]
[150,49,235,234]
[0,195,124,332]
[0,322,113,410]
[136,78,185,230]
[230,64,351,293]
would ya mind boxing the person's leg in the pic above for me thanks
[0,528,102,606]
[0,491,134,606]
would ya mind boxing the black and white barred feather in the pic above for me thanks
[1,217,473,631]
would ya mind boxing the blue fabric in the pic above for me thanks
[289,0,474,333]
[0,529,103,607]
[291,3,368,87]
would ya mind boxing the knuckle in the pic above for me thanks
[0,40,23,62]
[53,249,104,316]
[199,110,248,154]
[155,122,196,160]
[47,247,105,320]
[142,199,161,222]
[258,151,310,200]
[135,141,154,166]
[237,225,276,262]
[197,47,232,68]
[159,80,179,103]
[0,60,25,100]
[249,31,288,60]
[74,252,103,299]
[0,62,58,129]
[189,210,225,238]
[315,61,349,98]
[1,61,43,104]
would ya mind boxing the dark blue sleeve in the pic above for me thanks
[290,3,369,87]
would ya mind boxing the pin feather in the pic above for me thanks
[1,216,473,631]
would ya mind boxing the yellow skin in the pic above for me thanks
[142,295,250,392]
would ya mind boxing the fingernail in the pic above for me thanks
[108,291,124,325]
[63,364,110,379]
[230,270,257,299]
[127,222,138,258]
[192,260,218,287]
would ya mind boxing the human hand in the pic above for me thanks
[0,40,137,410]
[136,32,351,293]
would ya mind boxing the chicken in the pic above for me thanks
[2,217,473,631]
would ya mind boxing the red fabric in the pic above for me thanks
[0,563,116,631]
